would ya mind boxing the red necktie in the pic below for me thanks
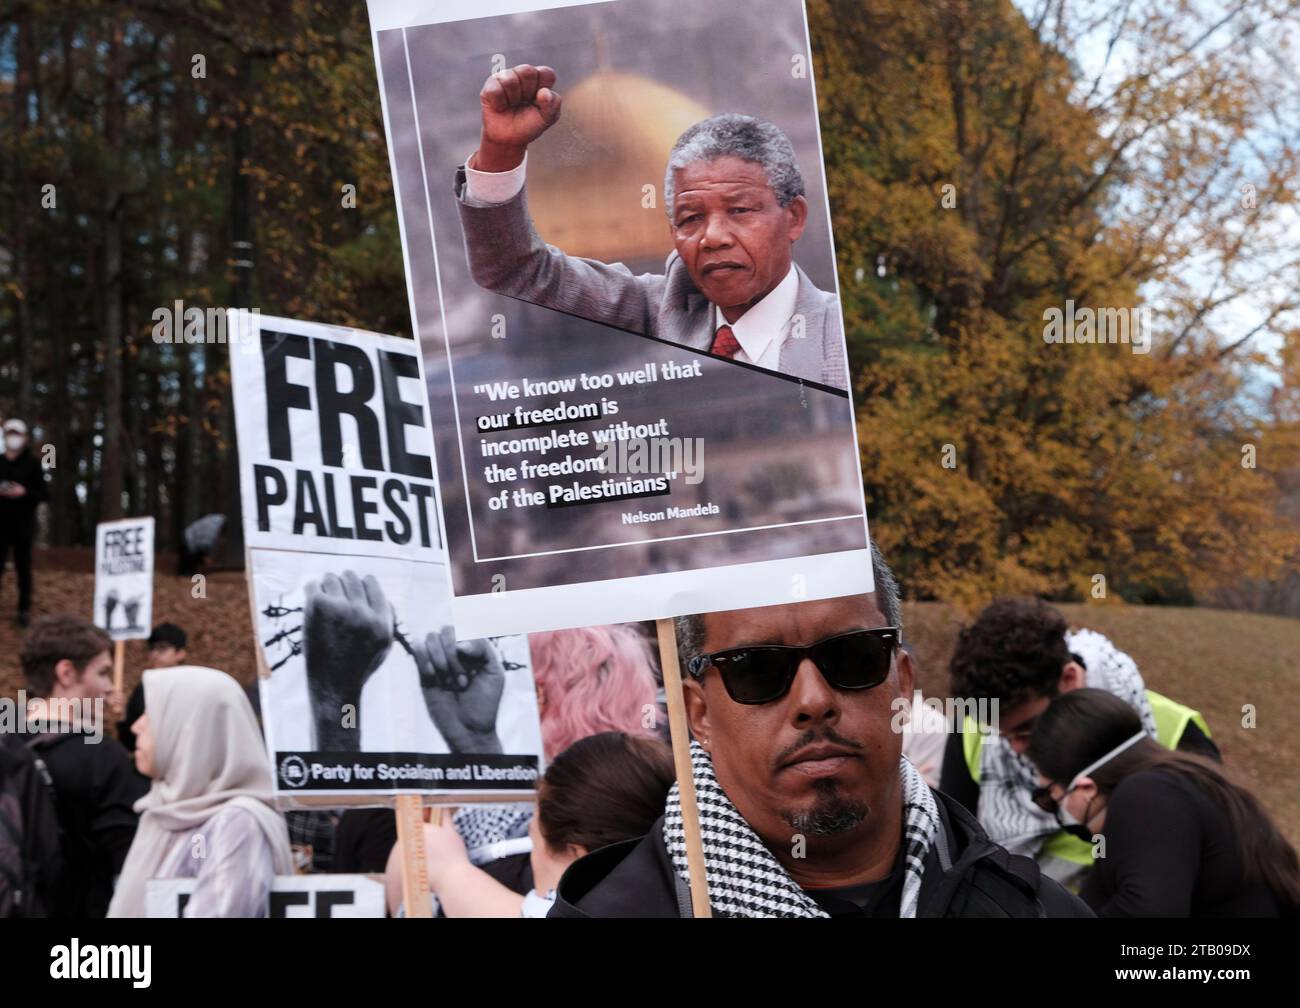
[710,324,741,360]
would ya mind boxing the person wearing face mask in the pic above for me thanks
[0,418,48,627]
[1029,688,1299,917]
[943,597,1217,888]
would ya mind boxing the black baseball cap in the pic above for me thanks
[147,623,187,650]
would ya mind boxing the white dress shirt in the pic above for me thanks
[464,153,800,364]
[712,265,798,367]
[464,152,529,206]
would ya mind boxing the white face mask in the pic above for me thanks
[4,434,24,451]
[1050,729,1146,838]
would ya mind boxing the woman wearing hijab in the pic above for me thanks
[107,666,293,917]
[1029,688,1299,917]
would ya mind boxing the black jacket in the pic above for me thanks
[0,449,47,527]
[29,730,149,918]
[0,733,62,916]
[551,787,1092,918]
[1082,769,1291,917]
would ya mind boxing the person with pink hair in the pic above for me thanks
[383,623,666,915]
[528,623,662,759]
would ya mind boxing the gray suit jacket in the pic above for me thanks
[454,169,848,392]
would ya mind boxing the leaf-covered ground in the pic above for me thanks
[3,549,1294,842]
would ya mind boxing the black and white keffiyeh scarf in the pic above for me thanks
[977,628,1158,861]
[453,803,533,864]
[663,741,941,918]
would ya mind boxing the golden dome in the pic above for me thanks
[528,71,711,264]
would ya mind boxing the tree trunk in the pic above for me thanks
[99,19,127,520]
[221,52,254,566]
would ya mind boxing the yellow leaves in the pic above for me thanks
[817,0,1300,604]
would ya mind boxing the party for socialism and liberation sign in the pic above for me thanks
[229,312,543,798]
[368,0,875,638]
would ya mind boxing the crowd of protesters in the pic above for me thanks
[2,536,1297,918]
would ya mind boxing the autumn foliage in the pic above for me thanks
[1,0,1297,611]
[811,0,1300,606]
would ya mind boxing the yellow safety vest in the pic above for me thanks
[962,689,1210,867]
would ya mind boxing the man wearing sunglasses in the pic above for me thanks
[552,546,1090,917]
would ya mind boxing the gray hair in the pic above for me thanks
[674,540,903,669]
[663,113,806,216]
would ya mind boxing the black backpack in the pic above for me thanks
[0,733,62,917]
[943,854,1048,917]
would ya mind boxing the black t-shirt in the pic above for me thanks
[803,847,905,918]
[31,729,150,918]
[1082,768,1286,917]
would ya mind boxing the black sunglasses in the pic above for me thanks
[686,627,899,705]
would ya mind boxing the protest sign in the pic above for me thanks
[93,516,155,652]
[230,312,543,799]
[145,875,386,918]
[367,0,873,639]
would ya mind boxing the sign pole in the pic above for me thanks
[656,617,712,918]
[395,794,433,918]
[112,639,126,696]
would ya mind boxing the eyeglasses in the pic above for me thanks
[686,627,899,705]
[1031,729,1148,813]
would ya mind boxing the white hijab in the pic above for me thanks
[108,666,293,917]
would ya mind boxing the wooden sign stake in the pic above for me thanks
[656,617,712,918]
[112,639,126,696]
[395,794,433,918]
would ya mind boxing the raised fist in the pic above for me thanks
[473,64,561,173]
[103,590,120,630]
[413,626,504,754]
[302,570,394,749]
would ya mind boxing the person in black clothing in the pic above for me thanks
[118,623,188,753]
[553,544,1092,918]
[334,809,398,874]
[0,731,62,916]
[1029,688,1300,917]
[387,732,675,917]
[938,598,1219,890]
[940,599,1219,813]
[339,807,535,897]
[21,614,149,917]
[0,418,48,627]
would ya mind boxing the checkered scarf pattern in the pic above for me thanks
[977,628,1157,857]
[453,803,532,857]
[663,742,940,918]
